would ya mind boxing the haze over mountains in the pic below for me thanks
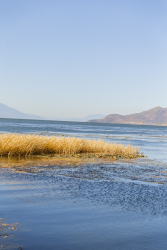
[0,103,104,122]
[1,103,167,125]
[0,103,43,120]
[88,107,167,126]
[46,114,105,122]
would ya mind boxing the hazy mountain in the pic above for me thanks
[0,103,43,120]
[45,114,105,122]
[82,114,105,121]
[0,103,104,122]
[88,107,167,126]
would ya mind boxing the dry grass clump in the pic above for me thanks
[0,133,139,158]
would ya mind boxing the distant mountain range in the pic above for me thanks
[46,114,105,122]
[88,107,167,126]
[0,103,43,120]
[0,103,105,122]
[3,102,167,125]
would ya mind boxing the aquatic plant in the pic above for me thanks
[0,133,139,157]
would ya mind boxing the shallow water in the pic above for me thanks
[0,119,167,249]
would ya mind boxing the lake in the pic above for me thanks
[0,118,167,249]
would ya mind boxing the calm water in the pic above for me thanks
[0,118,167,249]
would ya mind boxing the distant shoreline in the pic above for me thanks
[88,120,167,126]
[0,116,167,127]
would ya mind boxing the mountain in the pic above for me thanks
[0,103,104,122]
[45,114,105,122]
[88,107,167,126]
[0,103,43,120]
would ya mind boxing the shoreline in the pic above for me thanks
[0,153,145,172]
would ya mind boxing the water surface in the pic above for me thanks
[0,119,167,249]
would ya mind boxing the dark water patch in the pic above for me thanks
[1,163,167,216]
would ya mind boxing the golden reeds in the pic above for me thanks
[0,133,139,158]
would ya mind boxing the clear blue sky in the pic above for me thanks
[0,0,167,118]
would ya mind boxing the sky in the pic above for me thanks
[0,0,167,118]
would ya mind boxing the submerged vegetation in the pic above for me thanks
[0,133,142,159]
